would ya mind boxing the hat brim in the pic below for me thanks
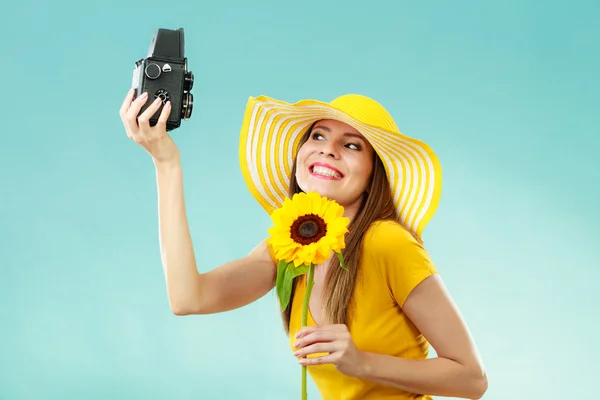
[238,95,442,239]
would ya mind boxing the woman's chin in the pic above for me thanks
[300,185,340,202]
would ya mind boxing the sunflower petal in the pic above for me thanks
[308,192,321,214]
[296,192,312,215]
[322,205,337,223]
[282,196,300,219]
[327,219,350,236]
[322,195,333,213]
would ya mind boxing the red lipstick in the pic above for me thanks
[309,162,344,180]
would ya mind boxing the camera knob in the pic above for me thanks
[144,63,161,79]
[155,89,170,104]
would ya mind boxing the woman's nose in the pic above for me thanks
[320,143,340,159]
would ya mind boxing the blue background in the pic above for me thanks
[1,0,598,399]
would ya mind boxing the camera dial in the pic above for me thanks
[155,89,170,104]
[145,63,162,79]
[184,71,194,92]
[182,92,193,119]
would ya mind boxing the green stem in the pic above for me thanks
[301,263,315,400]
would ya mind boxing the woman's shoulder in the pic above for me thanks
[361,218,434,267]
[361,219,438,306]
[363,219,421,251]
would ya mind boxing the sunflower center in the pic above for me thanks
[290,214,327,245]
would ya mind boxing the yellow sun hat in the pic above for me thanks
[238,94,442,239]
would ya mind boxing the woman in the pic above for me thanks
[119,90,488,399]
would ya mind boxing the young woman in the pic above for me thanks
[119,90,488,400]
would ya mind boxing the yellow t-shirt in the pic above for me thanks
[275,219,438,400]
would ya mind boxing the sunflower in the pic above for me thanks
[267,192,349,400]
[267,191,350,268]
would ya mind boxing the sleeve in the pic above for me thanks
[265,239,277,264]
[367,221,438,307]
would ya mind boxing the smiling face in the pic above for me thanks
[295,119,375,218]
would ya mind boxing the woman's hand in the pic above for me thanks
[120,88,180,165]
[293,324,367,378]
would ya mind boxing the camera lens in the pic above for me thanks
[182,92,193,120]
[184,71,194,92]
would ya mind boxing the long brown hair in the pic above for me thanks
[281,123,401,334]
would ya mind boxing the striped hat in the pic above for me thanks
[238,94,442,239]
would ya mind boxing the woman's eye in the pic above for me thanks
[346,143,360,150]
[311,132,324,140]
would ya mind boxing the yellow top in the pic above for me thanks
[279,219,438,400]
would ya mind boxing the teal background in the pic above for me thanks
[1,0,598,399]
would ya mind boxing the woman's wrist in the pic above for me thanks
[153,153,182,171]
[354,351,376,379]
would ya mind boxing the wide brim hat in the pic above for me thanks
[238,94,442,239]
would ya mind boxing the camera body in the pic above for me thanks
[131,28,194,131]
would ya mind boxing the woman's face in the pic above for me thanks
[295,119,375,216]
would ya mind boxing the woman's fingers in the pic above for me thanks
[120,88,136,138]
[138,96,164,131]
[156,101,172,129]
[125,92,149,142]
[293,342,338,358]
[125,92,148,127]
[119,88,135,119]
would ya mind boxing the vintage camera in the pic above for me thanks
[131,27,194,131]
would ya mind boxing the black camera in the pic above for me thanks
[131,28,194,131]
